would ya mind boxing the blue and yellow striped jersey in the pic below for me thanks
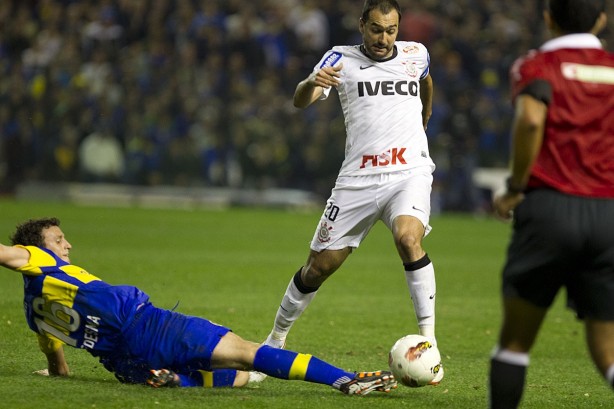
[17,246,150,353]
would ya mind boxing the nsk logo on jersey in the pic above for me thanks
[358,81,418,97]
[360,148,407,169]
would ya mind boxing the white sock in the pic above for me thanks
[265,274,317,347]
[404,256,436,339]
[491,346,530,366]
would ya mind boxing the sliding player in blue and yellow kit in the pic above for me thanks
[0,217,396,395]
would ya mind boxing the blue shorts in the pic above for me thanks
[96,303,231,383]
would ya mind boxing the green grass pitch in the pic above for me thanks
[0,199,611,408]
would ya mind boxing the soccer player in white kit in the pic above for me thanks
[256,0,443,385]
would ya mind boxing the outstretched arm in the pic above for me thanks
[0,243,30,270]
[1,243,70,376]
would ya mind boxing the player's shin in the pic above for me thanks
[489,347,529,409]
[266,269,318,347]
[253,346,353,387]
[403,255,436,341]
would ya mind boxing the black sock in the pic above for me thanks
[489,358,526,409]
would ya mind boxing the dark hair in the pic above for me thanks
[10,218,61,247]
[361,0,402,24]
[548,0,605,33]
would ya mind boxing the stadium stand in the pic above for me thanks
[1,0,612,211]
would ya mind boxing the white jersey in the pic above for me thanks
[315,42,435,176]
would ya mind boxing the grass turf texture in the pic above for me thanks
[0,199,611,409]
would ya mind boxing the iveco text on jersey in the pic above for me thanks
[357,81,418,97]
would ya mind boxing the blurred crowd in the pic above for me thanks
[1,0,612,211]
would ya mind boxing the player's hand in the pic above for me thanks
[309,64,343,88]
[493,191,524,221]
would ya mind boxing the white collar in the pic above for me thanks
[540,33,603,52]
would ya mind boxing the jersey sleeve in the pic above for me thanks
[518,79,552,105]
[509,50,550,103]
[38,332,64,353]
[418,44,430,80]
[313,49,344,100]
[15,245,56,276]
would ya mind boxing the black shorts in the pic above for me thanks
[502,189,614,320]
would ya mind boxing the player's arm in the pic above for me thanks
[0,243,30,270]
[38,333,70,376]
[493,93,547,220]
[293,64,342,109]
[419,73,433,130]
[509,94,547,190]
[0,244,70,376]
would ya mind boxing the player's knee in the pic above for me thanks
[395,232,422,254]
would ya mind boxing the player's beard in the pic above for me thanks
[364,42,393,60]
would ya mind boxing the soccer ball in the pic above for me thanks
[388,334,442,387]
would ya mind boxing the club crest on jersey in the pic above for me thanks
[403,62,418,78]
[320,51,342,68]
[317,221,333,243]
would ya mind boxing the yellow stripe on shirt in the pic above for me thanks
[43,275,78,308]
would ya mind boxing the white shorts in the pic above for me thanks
[310,168,433,252]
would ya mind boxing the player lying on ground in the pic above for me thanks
[0,217,397,395]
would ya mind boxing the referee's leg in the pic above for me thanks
[585,319,614,389]
[489,297,547,409]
